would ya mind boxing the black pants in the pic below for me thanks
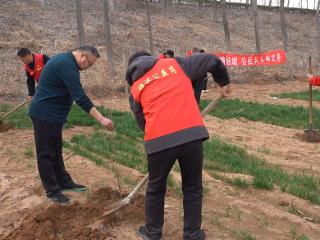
[31,117,74,197]
[145,140,203,240]
[202,78,208,91]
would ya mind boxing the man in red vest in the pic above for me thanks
[126,51,231,240]
[17,48,50,99]
[158,49,175,59]
[308,74,320,86]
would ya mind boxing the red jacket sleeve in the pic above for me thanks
[310,76,320,86]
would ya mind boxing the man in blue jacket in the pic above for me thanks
[29,45,114,204]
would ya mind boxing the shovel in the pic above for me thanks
[99,95,223,219]
[0,99,31,127]
[304,57,320,142]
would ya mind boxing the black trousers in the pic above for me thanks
[202,78,208,91]
[31,117,74,197]
[145,140,203,240]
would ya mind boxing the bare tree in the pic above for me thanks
[280,0,288,51]
[40,0,48,8]
[220,0,232,51]
[109,0,115,13]
[269,0,272,7]
[145,0,154,54]
[103,0,115,76]
[75,0,85,46]
[287,0,290,8]
[164,0,168,8]
[316,0,320,56]
[252,0,261,53]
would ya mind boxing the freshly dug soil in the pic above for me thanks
[4,187,145,240]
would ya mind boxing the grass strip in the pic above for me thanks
[204,137,320,204]
[200,99,320,129]
[272,89,320,102]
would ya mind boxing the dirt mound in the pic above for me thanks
[0,122,12,133]
[4,187,145,240]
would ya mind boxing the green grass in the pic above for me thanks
[68,131,146,172]
[1,103,143,138]
[24,146,34,158]
[2,103,320,204]
[4,99,320,131]
[1,104,32,128]
[200,99,320,129]
[272,89,320,102]
[204,138,320,204]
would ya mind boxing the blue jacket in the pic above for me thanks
[29,52,94,124]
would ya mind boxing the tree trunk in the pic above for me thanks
[252,0,261,53]
[122,52,129,94]
[280,0,288,51]
[109,0,115,14]
[75,0,85,46]
[145,0,154,54]
[103,0,115,76]
[40,0,48,8]
[269,0,272,7]
[316,0,320,56]
[287,0,290,8]
[221,0,232,51]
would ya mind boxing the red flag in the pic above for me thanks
[310,76,320,86]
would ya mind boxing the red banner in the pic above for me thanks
[185,49,286,67]
[214,50,286,67]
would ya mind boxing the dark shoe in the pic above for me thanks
[184,229,206,240]
[138,226,157,240]
[48,192,71,205]
[199,229,206,240]
[60,183,87,192]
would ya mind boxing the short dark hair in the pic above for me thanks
[76,45,100,58]
[199,49,205,53]
[165,50,174,57]
[128,51,151,66]
[17,48,31,57]
[192,47,199,53]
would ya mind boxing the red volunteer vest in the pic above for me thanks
[310,76,320,86]
[131,58,205,141]
[24,54,45,83]
[158,54,166,59]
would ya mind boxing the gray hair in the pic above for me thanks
[76,45,100,58]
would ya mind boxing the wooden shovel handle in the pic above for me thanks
[201,95,224,117]
[0,99,31,121]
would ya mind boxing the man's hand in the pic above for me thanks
[308,74,313,81]
[99,117,114,131]
[28,96,32,100]
[219,84,232,97]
